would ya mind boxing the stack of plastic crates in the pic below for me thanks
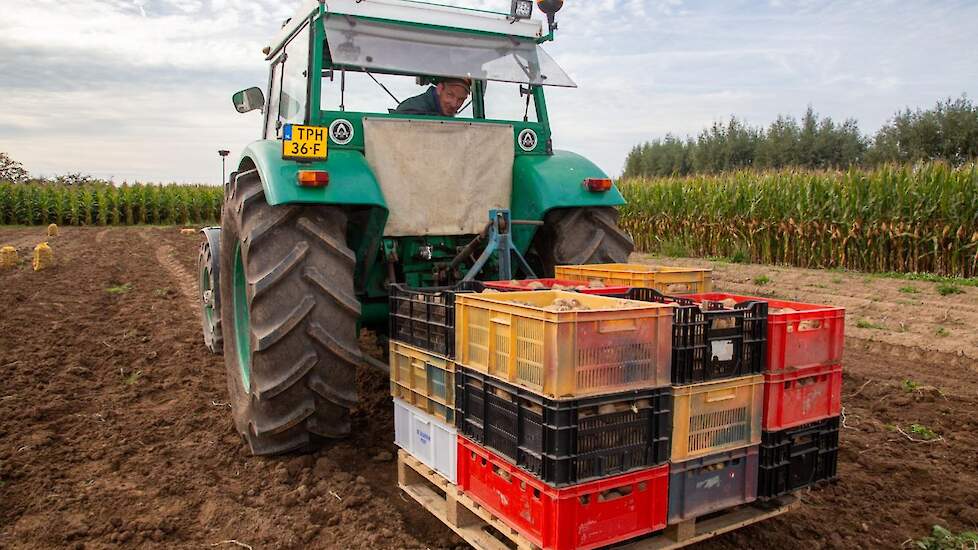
[680,293,844,500]
[387,282,485,483]
[452,289,676,550]
[612,289,766,524]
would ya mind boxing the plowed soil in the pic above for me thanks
[1,227,976,549]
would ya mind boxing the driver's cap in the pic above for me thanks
[439,77,472,92]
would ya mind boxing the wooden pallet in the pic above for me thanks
[397,450,537,550]
[397,450,799,550]
[616,495,799,550]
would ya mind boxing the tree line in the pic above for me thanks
[623,95,978,177]
[0,152,118,185]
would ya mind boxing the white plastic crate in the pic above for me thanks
[393,398,457,483]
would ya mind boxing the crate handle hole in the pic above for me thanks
[597,485,633,502]
[598,318,638,334]
[705,391,736,403]
[491,465,512,483]
[797,320,823,331]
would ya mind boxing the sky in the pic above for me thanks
[0,0,976,184]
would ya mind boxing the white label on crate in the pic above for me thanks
[711,340,735,362]
[416,426,431,446]
[698,475,721,490]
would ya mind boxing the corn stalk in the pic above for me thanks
[619,162,978,278]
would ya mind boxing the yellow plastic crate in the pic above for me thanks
[670,375,764,462]
[454,290,673,399]
[555,263,713,293]
[389,341,455,423]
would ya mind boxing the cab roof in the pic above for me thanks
[267,0,544,57]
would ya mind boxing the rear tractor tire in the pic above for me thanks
[529,206,635,276]
[219,169,362,455]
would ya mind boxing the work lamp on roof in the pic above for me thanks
[536,0,563,32]
[511,0,533,20]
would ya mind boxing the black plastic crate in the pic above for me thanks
[620,288,767,384]
[388,282,483,358]
[455,367,672,486]
[758,416,840,499]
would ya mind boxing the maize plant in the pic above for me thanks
[618,162,978,278]
[0,182,222,226]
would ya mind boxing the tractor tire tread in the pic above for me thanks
[220,170,359,456]
[529,206,634,276]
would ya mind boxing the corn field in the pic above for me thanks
[618,163,978,278]
[0,182,222,226]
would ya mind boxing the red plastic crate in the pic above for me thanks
[680,293,844,371]
[763,364,843,430]
[456,436,669,550]
[483,278,630,295]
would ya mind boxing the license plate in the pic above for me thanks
[282,124,327,160]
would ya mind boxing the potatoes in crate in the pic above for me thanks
[544,297,591,312]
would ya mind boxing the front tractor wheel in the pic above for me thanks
[219,169,362,455]
[198,227,223,354]
[529,206,635,276]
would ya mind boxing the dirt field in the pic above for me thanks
[1,227,976,549]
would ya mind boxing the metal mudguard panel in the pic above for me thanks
[237,140,388,209]
[510,150,625,249]
[512,150,625,214]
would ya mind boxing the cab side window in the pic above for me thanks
[264,60,283,139]
[281,23,311,125]
[264,21,311,139]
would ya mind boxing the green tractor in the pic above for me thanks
[198,0,634,456]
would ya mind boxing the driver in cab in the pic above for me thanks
[395,77,471,117]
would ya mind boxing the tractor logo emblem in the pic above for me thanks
[329,119,355,145]
[518,128,537,151]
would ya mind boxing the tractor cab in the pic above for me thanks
[234,0,577,249]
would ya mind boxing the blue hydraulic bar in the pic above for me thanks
[462,209,537,282]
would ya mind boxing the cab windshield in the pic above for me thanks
[322,15,575,88]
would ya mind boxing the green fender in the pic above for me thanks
[511,150,626,250]
[237,140,389,304]
[237,140,388,209]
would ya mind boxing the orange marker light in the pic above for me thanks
[297,170,329,187]
[583,177,612,192]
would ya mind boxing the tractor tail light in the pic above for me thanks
[584,177,612,192]
[297,170,329,187]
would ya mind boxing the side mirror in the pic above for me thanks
[232,87,265,114]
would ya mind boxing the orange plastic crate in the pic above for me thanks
[454,290,673,399]
[555,263,712,294]
[389,341,456,423]
[670,375,764,461]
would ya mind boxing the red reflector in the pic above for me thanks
[297,170,329,187]
[584,177,612,192]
